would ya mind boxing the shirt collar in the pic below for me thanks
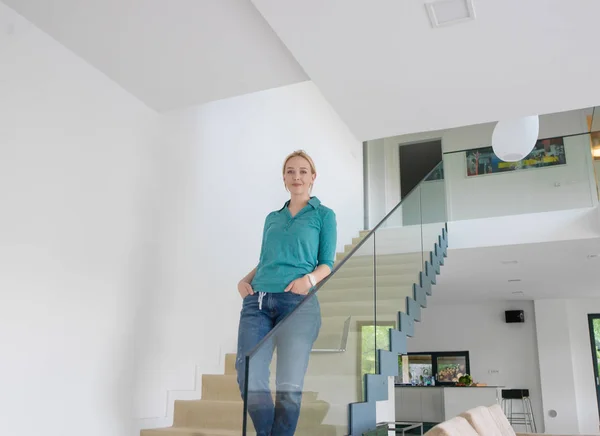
[278,196,321,212]
[308,196,321,208]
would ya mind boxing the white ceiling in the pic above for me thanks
[0,0,307,112]
[432,238,600,305]
[4,0,600,140]
[251,0,600,140]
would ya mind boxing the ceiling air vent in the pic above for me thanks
[425,0,476,28]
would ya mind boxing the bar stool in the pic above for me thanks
[501,389,537,433]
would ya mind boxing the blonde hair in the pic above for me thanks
[282,150,317,193]
[282,150,317,175]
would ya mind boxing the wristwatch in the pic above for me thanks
[307,273,316,287]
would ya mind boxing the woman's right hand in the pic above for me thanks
[238,281,255,299]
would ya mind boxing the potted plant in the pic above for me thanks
[456,374,473,386]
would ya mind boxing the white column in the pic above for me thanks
[534,300,580,434]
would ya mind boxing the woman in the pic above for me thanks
[235,150,337,436]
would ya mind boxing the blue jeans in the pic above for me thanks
[236,292,321,436]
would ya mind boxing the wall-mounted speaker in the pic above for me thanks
[505,310,525,323]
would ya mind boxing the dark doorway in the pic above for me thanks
[588,314,600,419]
[399,140,443,199]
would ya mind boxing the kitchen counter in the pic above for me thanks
[395,384,503,388]
[395,386,502,423]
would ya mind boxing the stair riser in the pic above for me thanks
[202,374,318,402]
[344,243,420,256]
[318,314,399,334]
[141,426,340,436]
[331,263,423,279]
[318,285,415,303]
[320,284,414,297]
[323,275,417,290]
[174,401,329,430]
[224,354,236,375]
[321,307,405,319]
[202,375,241,403]
[335,253,423,266]
[320,298,410,318]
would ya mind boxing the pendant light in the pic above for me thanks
[492,115,540,162]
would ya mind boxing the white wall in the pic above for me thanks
[366,138,387,227]
[594,160,600,195]
[0,5,157,436]
[534,300,580,434]
[568,299,600,435]
[448,208,600,249]
[366,109,597,224]
[409,301,544,431]
[1,6,365,434]
[444,127,596,221]
[134,81,364,431]
[535,299,600,435]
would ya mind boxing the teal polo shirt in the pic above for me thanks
[251,196,337,294]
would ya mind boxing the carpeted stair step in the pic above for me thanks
[224,354,236,375]
[141,424,340,436]
[142,429,229,436]
[318,315,391,332]
[173,399,330,430]
[336,251,423,264]
[331,262,423,279]
[322,274,416,291]
[320,295,412,317]
[202,374,319,402]
[318,283,415,303]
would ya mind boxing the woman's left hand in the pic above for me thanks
[284,275,312,295]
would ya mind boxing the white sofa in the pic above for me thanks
[424,404,590,436]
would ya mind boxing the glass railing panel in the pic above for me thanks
[372,162,448,392]
[242,235,376,436]
[588,106,600,133]
[590,130,600,200]
[589,108,600,197]
[374,184,425,363]
[420,162,448,257]
[444,133,597,221]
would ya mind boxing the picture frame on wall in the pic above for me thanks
[465,137,566,177]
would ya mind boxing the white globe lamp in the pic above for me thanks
[491,115,540,162]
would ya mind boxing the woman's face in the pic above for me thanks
[284,156,316,196]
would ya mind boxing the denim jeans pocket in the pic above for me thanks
[241,293,258,310]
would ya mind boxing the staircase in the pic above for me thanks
[346,225,448,435]
[142,162,448,436]
[141,352,336,436]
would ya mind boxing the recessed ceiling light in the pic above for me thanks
[512,291,524,295]
[508,279,522,283]
[425,0,476,28]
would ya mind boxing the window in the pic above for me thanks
[359,322,395,400]
[360,322,394,376]
[396,351,470,385]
